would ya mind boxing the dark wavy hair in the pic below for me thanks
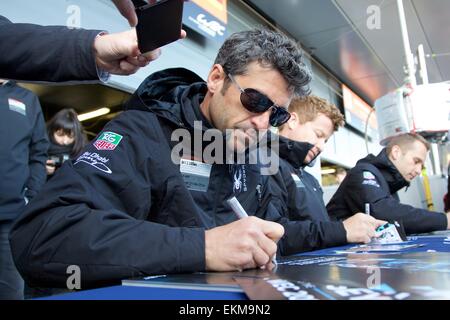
[215,28,312,97]
[47,108,86,157]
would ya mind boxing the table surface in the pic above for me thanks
[297,234,450,256]
[40,234,450,300]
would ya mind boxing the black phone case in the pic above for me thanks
[135,0,184,53]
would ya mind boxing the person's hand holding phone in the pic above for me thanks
[94,1,187,76]
[134,0,186,54]
[93,29,149,76]
[93,28,186,76]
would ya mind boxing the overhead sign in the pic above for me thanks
[375,82,450,144]
[183,0,228,42]
[374,89,409,145]
[342,84,378,139]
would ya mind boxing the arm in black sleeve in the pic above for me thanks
[345,169,448,234]
[10,111,205,289]
[25,95,48,200]
[265,170,347,256]
[0,15,101,82]
[268,197,347,256]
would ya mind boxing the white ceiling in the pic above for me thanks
[246,0,450,105]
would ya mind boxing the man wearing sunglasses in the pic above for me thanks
[227,74,291,127]
[11,29,311,290]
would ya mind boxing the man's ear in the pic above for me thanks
[287,112,299,130]
[206,64,226,94]
[390,145,402,161]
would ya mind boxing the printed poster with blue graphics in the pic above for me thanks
[234,253,450,300]
[183,0,227,43]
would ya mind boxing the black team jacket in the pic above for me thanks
[10,68,281,289]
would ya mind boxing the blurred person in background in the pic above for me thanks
[46,109,87,177]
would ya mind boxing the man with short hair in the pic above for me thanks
[327,133,450,234]
[268,96,385,255]
[10,28,311,289]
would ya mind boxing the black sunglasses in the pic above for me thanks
[228,74,291,127]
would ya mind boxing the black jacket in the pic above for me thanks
[10,68,279,289]
[0,81,48,221]
[269,136,347,255]
[0,15,100,82]
[326,149,448,234]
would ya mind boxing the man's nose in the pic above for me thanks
[249,110,271,130]
[317,139,326,152]
[415,165,422,176]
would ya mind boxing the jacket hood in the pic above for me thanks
[278,135,314,170]
[357,148,409,193]
[124,67,210,130]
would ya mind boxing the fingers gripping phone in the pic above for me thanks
[134,0,184,53]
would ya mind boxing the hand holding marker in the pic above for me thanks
[226,196,278,268]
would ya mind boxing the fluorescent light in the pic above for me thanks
[321,168,336,174]
[78,107,110,122]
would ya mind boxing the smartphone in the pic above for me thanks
[135,0,184,53]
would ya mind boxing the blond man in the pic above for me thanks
[271,96,385,255]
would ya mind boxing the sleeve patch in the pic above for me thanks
[93,132,123,151]
[363,171,376,180]
[362,171,380,187]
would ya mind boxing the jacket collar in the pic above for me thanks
[278,135,314,170]
[358,148,409,193]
